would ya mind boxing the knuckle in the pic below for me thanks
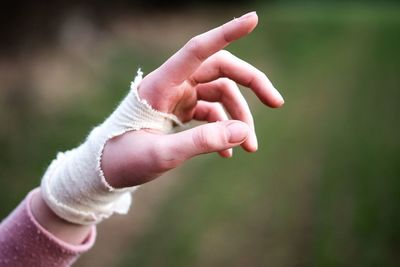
[213,103,226,117]
[218,77,231,84]
[149,140,180,171]
[186,37,205,61]
[186,37,199,50]
[261,72,269,82]
[147,140,163,162]
[214,102,225,112]
[192,124,228,152]
[208,103,226,121]
[244,76,255,88]
[158,157,180,172]
[216,49,232,59]
[219,80,237,103]
[220,78,235,93]
[192,127,211,151]
[219,77,233,88]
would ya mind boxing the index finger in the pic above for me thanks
[158,11,258,84]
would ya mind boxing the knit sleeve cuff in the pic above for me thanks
[27,188,97,253]
[0,188,96,267]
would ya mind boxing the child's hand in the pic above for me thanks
[102,11,284,188]
[40,11,284,225]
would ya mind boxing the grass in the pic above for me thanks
[0,3,399,267]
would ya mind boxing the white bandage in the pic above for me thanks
[41,70,181,225]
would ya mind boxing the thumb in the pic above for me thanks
[164,120,250,160]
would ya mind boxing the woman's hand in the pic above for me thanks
[102,11,284,188]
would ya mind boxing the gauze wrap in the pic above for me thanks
[41,70,181,225]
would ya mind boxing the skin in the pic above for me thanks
[30,11,284,245]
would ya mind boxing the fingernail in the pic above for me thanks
[252,131,258,150]
[227,148,233,158]
[274,87,285,106]
[226,122,249,143]
[239,11,256,20]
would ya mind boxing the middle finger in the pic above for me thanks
[190,50,284,108]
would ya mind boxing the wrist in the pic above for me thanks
[40,70,181,225]
[30,190,92,245]
[101,136,126,188]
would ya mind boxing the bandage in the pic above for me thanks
[41,70,181,225]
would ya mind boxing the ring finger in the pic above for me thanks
[196,78,257,152]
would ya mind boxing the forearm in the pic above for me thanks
[30,189,92,246]
[0,189,96,267]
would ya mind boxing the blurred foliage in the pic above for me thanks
[115,4,400,267]
[1,2,399,267]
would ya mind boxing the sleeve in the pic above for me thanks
[0,188,96,267]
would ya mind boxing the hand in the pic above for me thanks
[102,11,284,188]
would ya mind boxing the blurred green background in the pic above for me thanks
[0,1,399,266]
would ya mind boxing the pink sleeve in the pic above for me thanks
[0,188,96,267]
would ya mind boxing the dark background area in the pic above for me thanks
[0,0,255,56]
[1,0,394,56]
